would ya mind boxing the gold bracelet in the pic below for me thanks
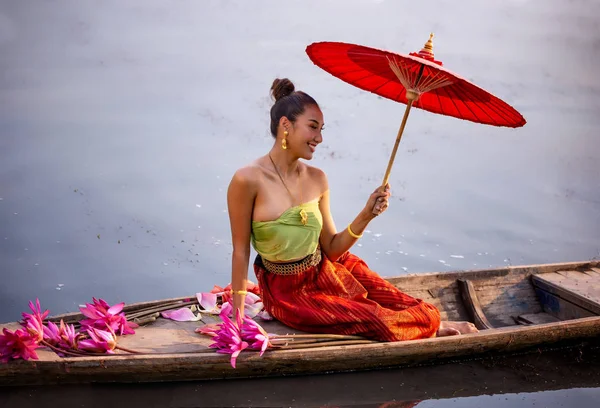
[347,223,363,239]
[230,290,248,296]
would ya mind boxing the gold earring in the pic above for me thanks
[282,131,288,150]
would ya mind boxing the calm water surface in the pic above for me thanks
[1,0,599,405]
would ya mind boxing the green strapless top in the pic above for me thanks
[251,200,323,262]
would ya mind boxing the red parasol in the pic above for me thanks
[306,34,526,187]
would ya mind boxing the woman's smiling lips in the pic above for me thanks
[308,142,317,152]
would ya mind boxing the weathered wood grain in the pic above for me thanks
[457,279,494,329]
[516,313,561,325]
[1,260,599,386]
[2,316,599,386]
[584,269,600,278]
[534,287,597,320]
[532,272,600,315]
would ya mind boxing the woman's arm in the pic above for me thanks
[318,170,390,261]
[227,167,258,317]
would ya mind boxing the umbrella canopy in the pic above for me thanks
[306,36,526,128]
[305,34,526,190]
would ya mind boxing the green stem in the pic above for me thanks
[126,301,198,320]
[121,296,194,314]
[272,333,367,340]
[133,315,158,326]
[115,345,141,354]
[41,341,118,357]
[277,339,377,349]
[41,341,88,357]
[271,338,350,346]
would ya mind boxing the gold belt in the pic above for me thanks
[261,248,322,275]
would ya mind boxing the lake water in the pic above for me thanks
[1,0,599,405]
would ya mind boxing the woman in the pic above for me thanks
[227,78,477,340]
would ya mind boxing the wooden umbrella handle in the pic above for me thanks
[381,99,414,188]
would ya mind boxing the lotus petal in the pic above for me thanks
[257,310,273,321]
[196,293,218,312]
[107,302,125,315]
[244,292,261,305]
[195,324,220,337]
[220,302,233,318]
[229,341,249,368]
[161,307,202,322]
[244,302,264,318]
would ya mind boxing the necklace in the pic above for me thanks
[268,153,308,226]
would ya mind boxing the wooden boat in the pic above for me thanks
[1,260,599,386]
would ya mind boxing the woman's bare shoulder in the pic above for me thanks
[303,163,329,189]
[229,159,265,190]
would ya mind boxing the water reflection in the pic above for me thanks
[2,342,599,407]
[410,388,600,408]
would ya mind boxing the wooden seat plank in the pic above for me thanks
[516,313,561,325]
[532,272,600,315]
[456,279,494,330]
[556,270,595,281]
[584,269,600,278]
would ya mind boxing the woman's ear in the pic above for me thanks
[279,116,291,133]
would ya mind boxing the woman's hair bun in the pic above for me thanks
[270,78,295,101]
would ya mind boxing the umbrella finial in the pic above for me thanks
[419,33,435,58]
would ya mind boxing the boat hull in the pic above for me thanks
[2,260,599,386]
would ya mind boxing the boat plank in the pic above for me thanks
[517,313,561,325]
[2,316,600,386]
[475,280,542,326]
[388,261,600,291]
[402,276,539,325]
[556,270,596,281]
[457,279,494,329]
[584,269,600,278]
[532,272,600,315]
[534,287,597,320]
[2,260,600,386]
[484,300,543,327]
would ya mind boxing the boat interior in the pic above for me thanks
[388,262,600,330]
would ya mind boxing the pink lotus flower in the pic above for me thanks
[240,317,272,356]
[208,305,248,368]
[79,327,117,354]
[79,298,137,335]
[59,320,81,350]
[20,298,49,342]
[0,328,40,363]
[42,321,61,345]
[43,320,82,353]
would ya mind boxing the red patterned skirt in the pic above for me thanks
[254,251,440,342]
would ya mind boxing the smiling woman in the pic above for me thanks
[226,78,477,341]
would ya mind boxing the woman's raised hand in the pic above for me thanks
[364,183,391,218]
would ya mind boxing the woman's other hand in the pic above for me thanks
[363,183,391,219]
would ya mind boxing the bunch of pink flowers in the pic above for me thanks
[198,302,272,368]
[0,298,137,363]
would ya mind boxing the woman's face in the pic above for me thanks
[288,105,324,160]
